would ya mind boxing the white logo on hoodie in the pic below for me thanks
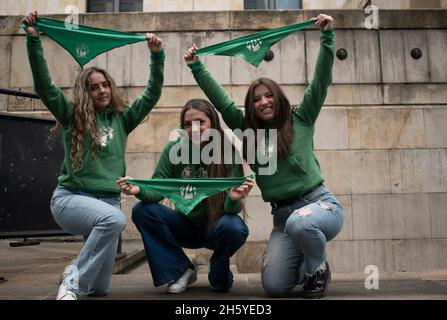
[99,126,114,147]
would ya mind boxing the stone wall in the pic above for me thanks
[2,0,446,15]
[0,0,244,15]
[1,9,446,272]
[0,0,86,16]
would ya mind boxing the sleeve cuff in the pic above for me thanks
[26,34,41,45]
[187,61,205,73]
[224,194,242,213]
[321,29,335,37]
[135,190,146,201]
[150,49,165,62]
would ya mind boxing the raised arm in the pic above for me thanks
[123,33,165,133]
[294,14,335,126]
[184,45,244,130]
[23,11,73,126]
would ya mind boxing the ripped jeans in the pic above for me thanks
[261,185,344,297]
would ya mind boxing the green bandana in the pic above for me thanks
[126,173,255,215]
[195,20,315,67]
[21,17,146,66]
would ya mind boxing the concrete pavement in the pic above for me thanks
[1,239,446,301]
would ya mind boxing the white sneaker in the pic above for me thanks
[56,283,78,300]
[59,264,73,284]
[167,266,197,293]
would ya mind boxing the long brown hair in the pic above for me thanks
[180,99,247,228]
[51,67,127,174]
[244,77,294,160]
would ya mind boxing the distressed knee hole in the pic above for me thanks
[297,207,312,217]
[318,201,333,212]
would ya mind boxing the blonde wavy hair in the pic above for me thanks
[51,67,127,174]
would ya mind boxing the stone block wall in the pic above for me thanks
[1,9,446,272]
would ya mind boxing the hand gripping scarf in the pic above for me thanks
[126,173,255,215]
[21,17,146,66]
[195,19,315,67]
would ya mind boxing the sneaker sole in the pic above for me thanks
[167,273,198,294]
[301,265,331,299]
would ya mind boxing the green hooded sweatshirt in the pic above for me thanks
[26,34,165,197]
[136,139,243,225]
[188,29,335,202]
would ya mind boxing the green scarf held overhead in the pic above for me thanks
[195,19,316,67]
[21,17,146,66]
[126,173,255,215]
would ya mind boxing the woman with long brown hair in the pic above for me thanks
[22,11,165,300]
[117,98,254,293]
[185,14,344,299]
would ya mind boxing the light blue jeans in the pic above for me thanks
[50,185,126,297]
[261,185,344,297]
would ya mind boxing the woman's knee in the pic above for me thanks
[216,215,249,241]
[284,213,315,239]
[261,275,291,298]
[131,201,159,224]
[102,210,126,233]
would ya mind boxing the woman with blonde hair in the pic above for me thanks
[22,11,165,300]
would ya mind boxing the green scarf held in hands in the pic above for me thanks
[20,17,146,66]
[126,173,255,215]
[195,19,316,67]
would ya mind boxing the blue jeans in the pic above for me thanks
[261,185,344,297]
[50,185,126,297]
[132,202,249,291]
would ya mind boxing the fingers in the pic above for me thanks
[184,44,199,64]
[22,11,39,35]
[146,33,161,45]
[243,179,254,190]
[119,182,136,195]
[116,176,132,184]
[185,46,194,57]
[185,44,198,52]
[23,11,38,26]
[185,46,196,58]
[233,181,253,198]
[313,14,333,29]
[116,176,133,192]
[146,33,163,51]
[118,181,130,190]
[116,177,126,184]
[245,178,255,185]
[123,184,133,193]
[315,14,325,26]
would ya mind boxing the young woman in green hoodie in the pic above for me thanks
[184,14,343,298]
[22,11,165,300]
[117,99,254,293]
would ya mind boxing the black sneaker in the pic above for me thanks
[301,261,331,299]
